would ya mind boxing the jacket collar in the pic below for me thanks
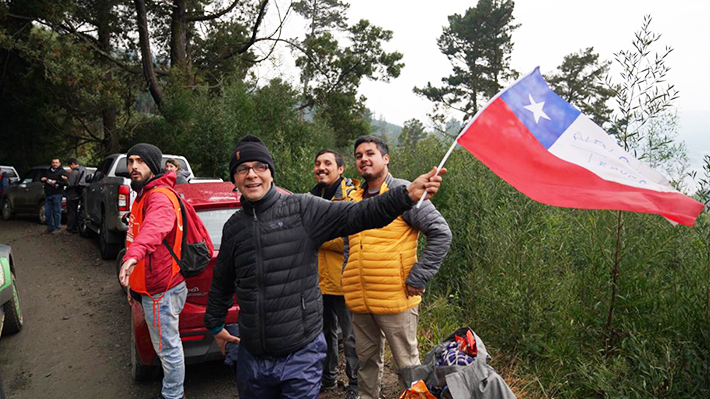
[359,173,393,194]
[241,183,280,214]
[138,172,175,198]
[309,176,344,199]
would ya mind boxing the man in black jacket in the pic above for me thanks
[40,158,68,233]
[65,158,87,233]
[205,135,446,399]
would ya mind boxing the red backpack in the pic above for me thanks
[154,187,214,278]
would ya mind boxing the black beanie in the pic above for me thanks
[229,135,275,182]
[127,143,163,175]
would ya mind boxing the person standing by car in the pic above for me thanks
[40,158,68,234]
[343,136,452,399]
[65,158,87,234]
[0,170,9,197]
[204,135,447,399]
[164,159,189,185]
[117,143,186,399]
[310,149,360,397]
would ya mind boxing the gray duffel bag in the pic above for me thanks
[402,327,516,399]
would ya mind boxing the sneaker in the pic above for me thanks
[321,380,337,392]
[344,389,360,399]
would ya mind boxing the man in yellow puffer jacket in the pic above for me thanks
[309,149,360,397]
[343,136,452,399]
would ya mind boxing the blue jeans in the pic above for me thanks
[141,282,187,399]
[237,332,326,399]
[45,194,62,231]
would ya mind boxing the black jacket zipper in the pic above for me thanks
[253,209,266,354]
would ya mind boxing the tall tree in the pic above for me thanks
[292,1,404,146]
[1,0,136,162]
[603,15,683,354]
[130,0,271,107]
[397,118,427,154]
[545,47,614,127]
[415,0,519,122]
[292,0,348,113]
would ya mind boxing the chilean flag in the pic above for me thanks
[455,67,704,226]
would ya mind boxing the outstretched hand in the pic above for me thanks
[119,258,137,287]
[214,329,241,356]
[407,167,447,203]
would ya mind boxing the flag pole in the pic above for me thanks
[415,139,458,208]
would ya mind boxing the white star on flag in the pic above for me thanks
[523,94,551,123]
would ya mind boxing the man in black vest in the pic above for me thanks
[205,135,447,399]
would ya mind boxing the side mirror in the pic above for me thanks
[85,173,93,182]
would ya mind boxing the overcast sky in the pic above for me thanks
[260,0,709,183]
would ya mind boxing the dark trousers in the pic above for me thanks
[322,294,359,389]
[236,333,326,399]
[66,198,80,231]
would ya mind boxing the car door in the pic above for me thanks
[86,158,112,225]
[13,169,38,211]
[27,168,48,213]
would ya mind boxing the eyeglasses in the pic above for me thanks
[235,163,269,176]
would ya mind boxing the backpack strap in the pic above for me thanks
[159,191,189,264]
[145,187,184,272]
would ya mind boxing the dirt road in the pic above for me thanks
[0,218,399,399]
[0,218,238,398]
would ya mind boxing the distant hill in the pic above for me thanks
[369,117,402,144]
[368,116,466,144]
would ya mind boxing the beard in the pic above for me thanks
[360,168,384,182]
[130,178,147,192]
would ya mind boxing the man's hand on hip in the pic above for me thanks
[119,258,138,287]
[407,167,447,203]
[406,284,425,297]
[213,329,241,356]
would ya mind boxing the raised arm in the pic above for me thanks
[302,167,447,244]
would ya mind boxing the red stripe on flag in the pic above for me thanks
[457,98,704,226]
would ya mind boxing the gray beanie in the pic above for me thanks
[126,143,163,175]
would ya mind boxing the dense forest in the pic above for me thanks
[2,0,709,397]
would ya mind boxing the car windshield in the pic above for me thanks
[115,156,189,178]
[197,208,237,251]
[1,167,17,178]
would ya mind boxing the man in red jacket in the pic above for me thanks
[118,143,186,399]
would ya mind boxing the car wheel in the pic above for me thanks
[116,248,127,293]
[2,270,24,335]
[99,212,121,260]
[78,203,95,238]
[38,202,46,225]
[1,198,13,220]
[131,311,159,381]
